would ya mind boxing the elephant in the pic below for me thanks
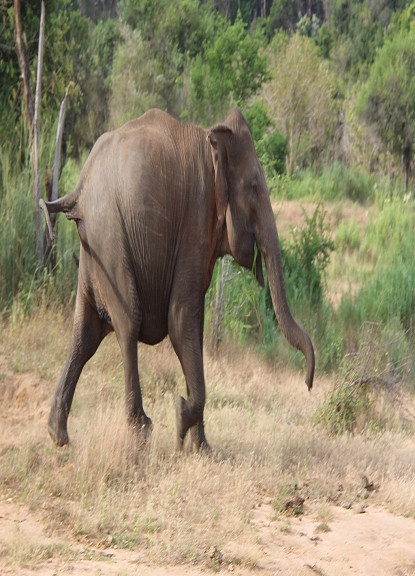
[40,108,315,451]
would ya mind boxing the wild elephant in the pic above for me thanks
[40,108,315,451]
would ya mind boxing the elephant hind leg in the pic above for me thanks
[49,293,109,446]
[112,307,152,436]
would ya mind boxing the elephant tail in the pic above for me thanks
[39,188,81,244]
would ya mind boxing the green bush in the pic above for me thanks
[340,198,415,334]
[314,322,413,434]
[271,164,374,203]
[275,203,334,309]
[335,219,361,252]
[320,162,374,203]
[0,145,37,310]
[244,102,288,178]
[206,203,337,371]
[205,258,278,353]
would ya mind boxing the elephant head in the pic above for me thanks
[208,109,315,390]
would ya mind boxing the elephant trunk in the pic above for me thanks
[257,214,315,390]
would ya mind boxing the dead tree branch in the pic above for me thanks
[32,0,45,262]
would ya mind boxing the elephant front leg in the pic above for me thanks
[175,396,209,451]
[169,303,210,451]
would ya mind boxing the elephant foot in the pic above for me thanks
[48,410,70,447]
[129,412,153,441]
[176,396,210,452]
[190,421,211,453]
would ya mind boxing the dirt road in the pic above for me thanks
[2,495,415,575]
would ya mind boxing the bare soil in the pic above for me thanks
[1,350,415,576]
[2,483,415,575]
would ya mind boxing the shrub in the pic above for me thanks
[271,163,374,202]
[319,162,374,203]
[244,101,288,178]
[0,144,80,313]
[274,203,334,309]
[340,198,415,335]
[314,322,413,434]
[0,146,37,310]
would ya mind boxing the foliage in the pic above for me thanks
[314,322,412,434]
[244,101,288,177]
[277,203,334,309]
[117,0,217,120]
[357,27,415,189]
[108,26,164,128]
[342,198,415,333]
[190,12,268,123]
[271,163,374,203]
[328,0,408,80]
[271,204,338,372]
[205,258,277,352]
[264,33,339,174]
[0,144,37,309]
[206,204,334,367]
[0,142,79,312]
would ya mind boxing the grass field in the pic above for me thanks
[1,306,415,573]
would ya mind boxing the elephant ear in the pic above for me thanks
[207,124,232,228]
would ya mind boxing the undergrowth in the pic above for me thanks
[270,162,375,203]
[314,322,414,435]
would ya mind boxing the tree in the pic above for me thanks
[108,26,164,128]
[190,12,268,124]
[13,0,34,131]
[116,0,217,121]
[358,27,415,190]
[264,33,338,174]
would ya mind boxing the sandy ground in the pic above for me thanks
[2,495,415,575]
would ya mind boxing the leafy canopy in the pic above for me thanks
[190,12,268,124]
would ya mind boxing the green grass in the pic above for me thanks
[270,162,375,203]
[0,143,80,313]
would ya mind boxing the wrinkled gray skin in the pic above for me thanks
[41,108,315,451]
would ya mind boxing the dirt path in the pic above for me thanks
[2,496,415,575]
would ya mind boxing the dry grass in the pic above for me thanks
[1,308,415,570]
[0,524,91,569]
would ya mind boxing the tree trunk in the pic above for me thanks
[44,87,69,266]
[403,130,412,192]
[213,256,231,350]
[32,0,45,262]
[14,0,34,131]
[52,87,68,206]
